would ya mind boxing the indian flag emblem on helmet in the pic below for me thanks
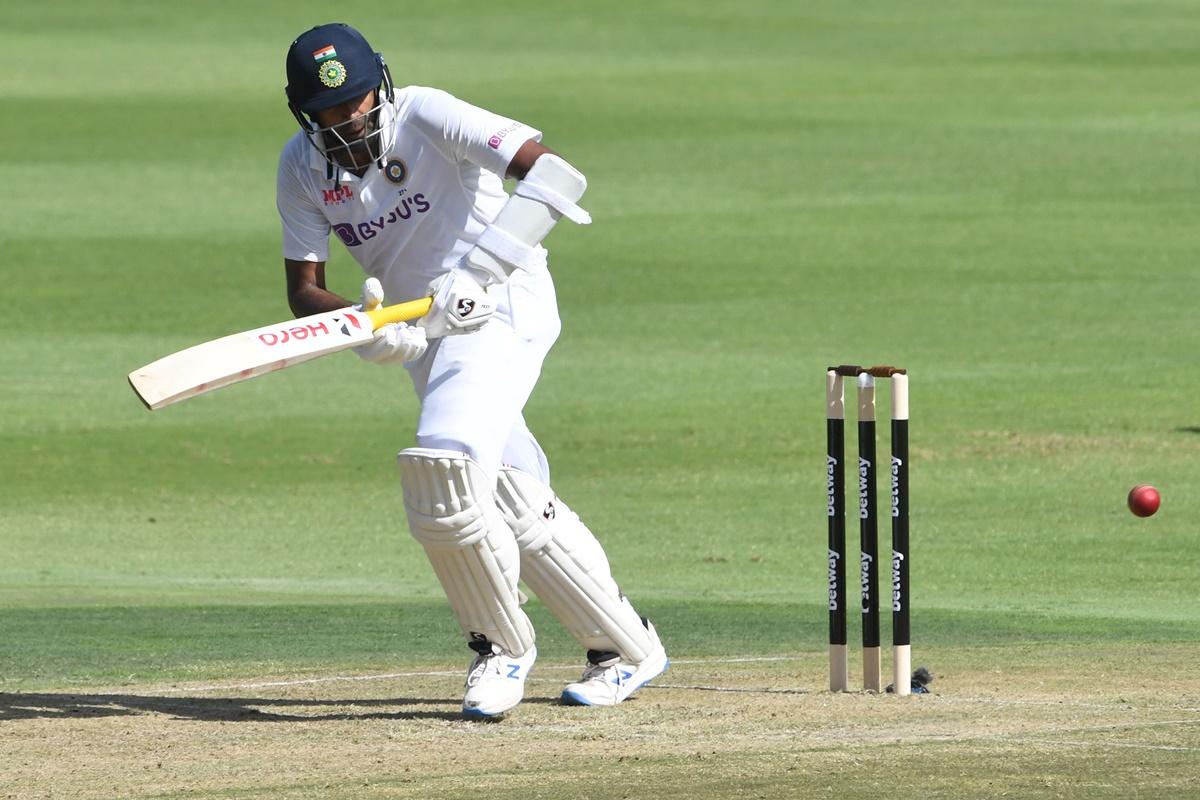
[318,59,347,88]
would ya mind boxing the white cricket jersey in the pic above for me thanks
[276,86,542,303]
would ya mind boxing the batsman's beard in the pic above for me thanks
[311,97,397,171]
[321,114,381,170]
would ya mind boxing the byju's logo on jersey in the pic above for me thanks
[487,122,523,150]
[332,193,431,247]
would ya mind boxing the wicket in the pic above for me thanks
[826,365,910,695]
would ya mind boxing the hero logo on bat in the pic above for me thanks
[256,314,361,347]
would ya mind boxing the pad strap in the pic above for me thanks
[474,225,548,273]
[514,176,592,225]
[461,153,590,286]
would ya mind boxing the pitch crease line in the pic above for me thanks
[1019,738,1200,753]
[153,655,794,694]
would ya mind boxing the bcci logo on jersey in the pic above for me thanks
[383,159,408,185]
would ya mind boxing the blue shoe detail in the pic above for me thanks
[462,705,503,719]
[562,656,668,706]
[560,688,596,706]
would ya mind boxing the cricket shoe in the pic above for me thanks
[461,642,537,719]
[560,622,668,706]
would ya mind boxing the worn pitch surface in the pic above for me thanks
[4,648,1199,798]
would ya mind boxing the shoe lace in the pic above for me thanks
[466,653,501,687]
[579,660,620,686]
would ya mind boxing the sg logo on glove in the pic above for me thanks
[421,271,497,338]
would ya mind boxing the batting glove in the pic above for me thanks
[419,270,496,338]
[353,277,429,365]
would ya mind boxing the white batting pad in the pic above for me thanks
[398,448,535,657]
[495,467,654,662]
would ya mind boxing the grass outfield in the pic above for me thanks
[2,0,1199,797]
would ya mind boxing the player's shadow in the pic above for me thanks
[0,692,540,723]
[1173,426,1200,434]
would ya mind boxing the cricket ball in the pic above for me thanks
[1127,484,1160,518]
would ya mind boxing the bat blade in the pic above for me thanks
[128,298,431,410]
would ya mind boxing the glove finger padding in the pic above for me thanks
[420,270,496,338]
[360,277,385,311]
[351,278,428,365]
[355,322,428,365]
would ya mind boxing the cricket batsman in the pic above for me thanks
[277,23,668,718]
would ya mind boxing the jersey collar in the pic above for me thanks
[308,143,376,185]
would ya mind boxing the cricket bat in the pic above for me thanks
[128,297,433,411]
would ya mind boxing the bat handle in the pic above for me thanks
[366,297,434,329]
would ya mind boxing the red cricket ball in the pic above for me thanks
[1127,485,1161,518]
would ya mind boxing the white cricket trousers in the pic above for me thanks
[404,270,561,483]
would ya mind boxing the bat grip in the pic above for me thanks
[365,297,434,329]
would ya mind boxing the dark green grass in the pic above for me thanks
[2,0,1199,701]
[4,598,1197,692]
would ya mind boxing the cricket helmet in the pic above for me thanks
[284,23,396,171]
[285,23,387,114]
